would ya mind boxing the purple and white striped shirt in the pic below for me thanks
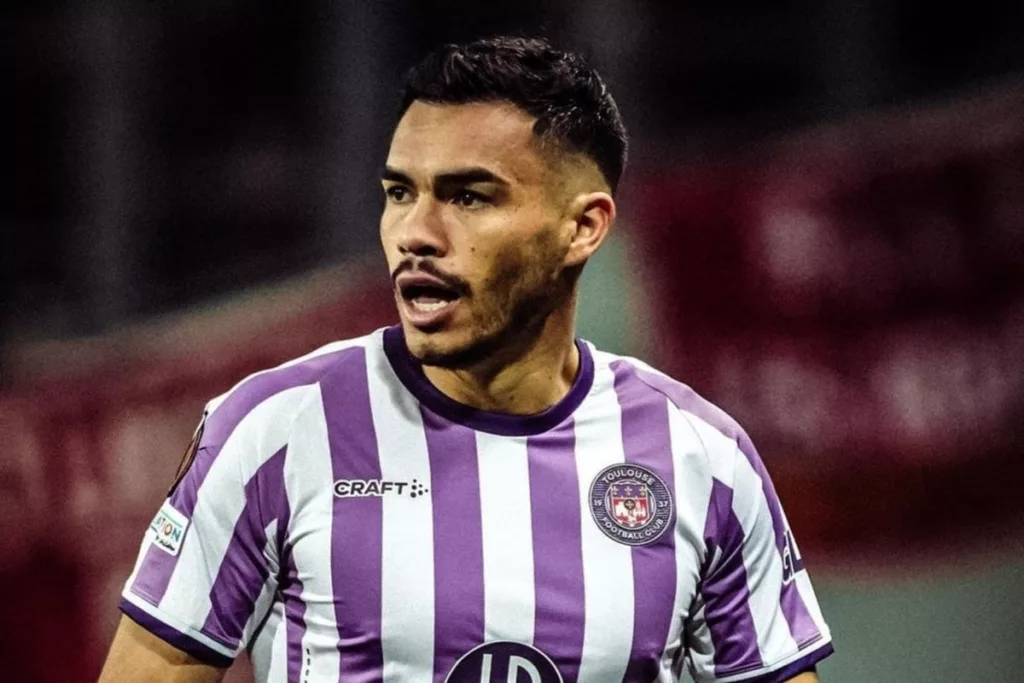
[121,326,832,683]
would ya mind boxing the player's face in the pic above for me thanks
[380,100,575,367]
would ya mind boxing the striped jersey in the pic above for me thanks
[121,326,833,683]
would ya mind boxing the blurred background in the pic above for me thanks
[3,1,1024,681]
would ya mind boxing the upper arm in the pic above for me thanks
[785,672,819,683]
[683,431,833,683]
[99,616,226,683]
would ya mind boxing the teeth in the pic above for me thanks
[411,299,451,312]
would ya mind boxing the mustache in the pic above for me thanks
[391,259,472,297]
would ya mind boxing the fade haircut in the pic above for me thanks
[399,36,628,193]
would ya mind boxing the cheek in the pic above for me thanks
[459,210,561,295]
[379,235,398,270]
[379,218,404,261]
[456,231,512,285]
[482,232,557,297]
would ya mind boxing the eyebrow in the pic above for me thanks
[381,165,510,187]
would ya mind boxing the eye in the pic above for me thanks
[385,185,411,203]
[452,190,487,208]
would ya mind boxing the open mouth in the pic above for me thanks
[394,272,465,328]
[400,282,461,311]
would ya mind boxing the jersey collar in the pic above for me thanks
[382,325,595,436]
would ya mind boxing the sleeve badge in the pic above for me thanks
[167,412,206,497]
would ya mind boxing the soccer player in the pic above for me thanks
[100,36,833,683]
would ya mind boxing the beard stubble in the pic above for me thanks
[412,228,571,370]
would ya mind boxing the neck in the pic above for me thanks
[421,301,580,415]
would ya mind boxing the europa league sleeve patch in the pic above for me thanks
[589,464,674,546]
[149,500,190,556]
[167,412,206,497]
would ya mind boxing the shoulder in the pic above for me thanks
[201,330,382,449]
[589,345,751,470]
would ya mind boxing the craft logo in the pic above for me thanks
[333,478,429,499]
[149,501,189,557]
[590,464,673,546]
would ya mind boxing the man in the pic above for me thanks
[101,36,833,683]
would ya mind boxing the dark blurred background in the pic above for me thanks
[2,1,1023,681]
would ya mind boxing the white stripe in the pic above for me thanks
[240,519,280,646]
[684,601,716,683]
[658,406,717,681]
[160,385,312,634]
[368,343,436,682]
[477,432,535,643]
[248,601,286,682]
[731,448,799,662]
[285,384,342,682]
[121,590,235,658]
[591,349,663,386]
[268,605,289,682]
[574,358,634,682]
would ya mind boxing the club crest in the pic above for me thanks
[590,464,673,546]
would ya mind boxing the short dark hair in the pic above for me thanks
[399,36,628,193]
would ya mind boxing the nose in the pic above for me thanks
[395,196,448,258]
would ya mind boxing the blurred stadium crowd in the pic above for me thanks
[3,2,1023,682]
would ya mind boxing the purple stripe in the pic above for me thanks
[627,367,821,646]
[421,408,485,683]
[282,542,308,683]
[130,542,179,606]
[119,597,233,668]
[610,361,678,682]
[320,346,385,683]
[527,421,585,683]
[131,347,353,606]
[703,479,762,673]
[201,447,289,645]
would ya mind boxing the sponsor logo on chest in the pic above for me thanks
[446,641,563,683]
[333,478,429,499]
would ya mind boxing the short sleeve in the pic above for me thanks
[120,390,297,667]
[684,441,833,683]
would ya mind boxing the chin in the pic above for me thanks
[402,321,498,369]
[402,324,465,365]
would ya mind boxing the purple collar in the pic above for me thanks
[382,325,594,436]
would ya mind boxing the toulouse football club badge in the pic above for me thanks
[590,464,673,546]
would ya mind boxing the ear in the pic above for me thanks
[563,191,616,268]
